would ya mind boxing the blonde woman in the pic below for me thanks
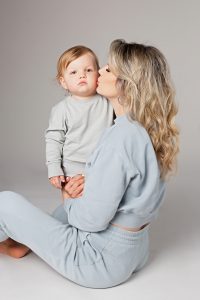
[0,39,179,288]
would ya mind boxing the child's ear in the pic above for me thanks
[59,77,68,90]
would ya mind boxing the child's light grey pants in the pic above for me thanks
[0,191,149,288]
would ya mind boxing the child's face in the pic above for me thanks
[60,53,99,99]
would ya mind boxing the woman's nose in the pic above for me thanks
[98,67,103,75]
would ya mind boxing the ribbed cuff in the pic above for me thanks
[47,163,64,178]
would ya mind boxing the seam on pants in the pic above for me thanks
[72,235,113,267]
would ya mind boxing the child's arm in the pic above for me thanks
[45,102,67,185]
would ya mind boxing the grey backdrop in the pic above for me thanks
[0,0,199,228]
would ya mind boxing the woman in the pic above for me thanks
[0,39,179,288]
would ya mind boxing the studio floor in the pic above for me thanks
[0,177,199,300]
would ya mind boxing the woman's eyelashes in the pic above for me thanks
[106,66,111,72]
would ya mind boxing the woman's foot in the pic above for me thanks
[0,238,31,258]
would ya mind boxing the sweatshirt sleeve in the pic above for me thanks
[64,146,136,232]
[45,103,67,178]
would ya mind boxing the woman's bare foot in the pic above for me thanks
[0,238,31,259]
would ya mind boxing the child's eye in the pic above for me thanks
[87,68,93,72]
[70,71,77,75]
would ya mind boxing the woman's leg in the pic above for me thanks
[0,237,30,258]
[0,200,68,258]
[51,204,69,224]
[0,191,77,278]
[0,191,149,288]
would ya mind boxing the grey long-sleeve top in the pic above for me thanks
[45,94,114,178]
[64,115,165,232]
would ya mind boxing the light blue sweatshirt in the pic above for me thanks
[64,115,165,232]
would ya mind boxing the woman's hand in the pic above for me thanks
[62,174,85,200]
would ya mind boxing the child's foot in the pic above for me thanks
[0,238,31,258]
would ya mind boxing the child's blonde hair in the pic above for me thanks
[56,45,100,83]
[109,39,179,179]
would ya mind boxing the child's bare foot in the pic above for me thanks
[0,238,31,258]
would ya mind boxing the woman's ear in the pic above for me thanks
[59,77,68,90]
[116,78,125,95]
[116,77,124,88]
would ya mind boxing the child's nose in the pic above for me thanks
[79,71,86,78]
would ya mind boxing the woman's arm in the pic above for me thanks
[64,146,136,232]
[62,174,85,199]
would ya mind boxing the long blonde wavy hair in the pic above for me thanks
[109,39,179,179]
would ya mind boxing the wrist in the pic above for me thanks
[61,188,70,200]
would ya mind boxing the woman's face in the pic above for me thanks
[96,65,119,100]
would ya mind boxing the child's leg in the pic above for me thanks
[0,191,77,277]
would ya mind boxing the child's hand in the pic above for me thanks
[49,175,66,189]
[62,174,85,199]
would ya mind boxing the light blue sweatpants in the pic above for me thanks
[0,191,149,288]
